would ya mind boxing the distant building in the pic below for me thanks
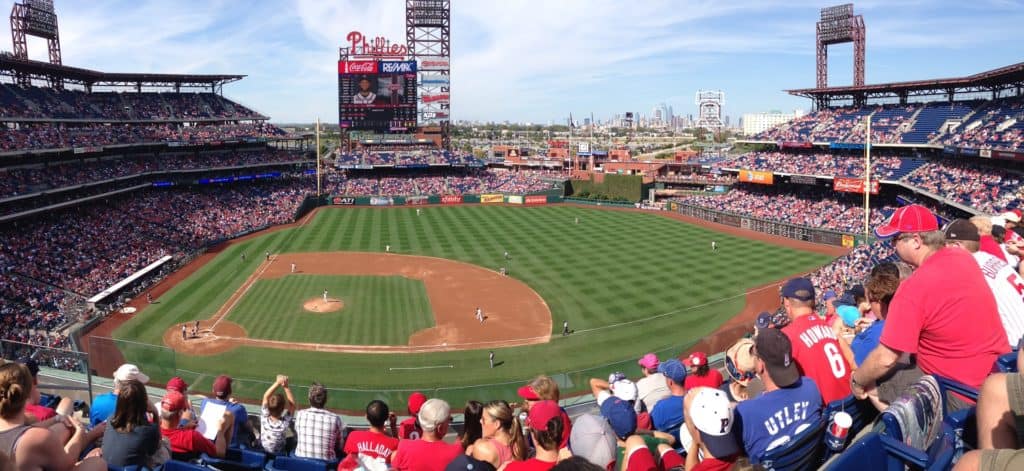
[741,110,805,136]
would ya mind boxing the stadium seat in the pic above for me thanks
[164,461,209,471]
[756,419,826,471]
[202,448,267,471]
[874,375,960,470]
[264,456,337,471]
[996,351,1018,373]
[825,432,954,471]
[106,465,149,471]
[821,394,878,460]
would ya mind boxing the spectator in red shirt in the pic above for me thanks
[391,399,462,471]
[779,277,853,404]
[398,392,426,440]
[505,401,563,471]
[158,390,232,461]
[683,352,724,390]
[339,400,399,470]
[852,205,1010,409]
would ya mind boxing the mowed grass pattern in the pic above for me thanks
[229,275,434,345]
[114,206,834,408]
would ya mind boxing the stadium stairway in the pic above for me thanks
[901,103,974,144]
[886,157,929,180]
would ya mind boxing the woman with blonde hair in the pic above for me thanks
[467,400,526,465]
[0,363,106,471]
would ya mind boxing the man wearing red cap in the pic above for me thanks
[200,375,253,448]
[159,390,233,460]
[399,392,426,440]
[683,352,723,390]
[851,205,1009,407]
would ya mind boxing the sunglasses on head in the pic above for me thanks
[726,355,756,382]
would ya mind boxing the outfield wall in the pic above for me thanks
[323,191,562,207]
[668,201,873,248]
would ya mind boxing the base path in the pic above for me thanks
[162,252,553,355]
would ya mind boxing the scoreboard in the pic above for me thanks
[338,60,418,133]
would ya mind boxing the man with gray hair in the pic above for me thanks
[90,363,149,426]
[391,398,462,471]
[852,205,1009,407]
[294,382,346,461]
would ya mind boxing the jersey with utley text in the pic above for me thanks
[782,314,852,403]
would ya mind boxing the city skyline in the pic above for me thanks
[7,0,1023,123]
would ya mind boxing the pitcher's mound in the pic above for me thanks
[304,298,344,313]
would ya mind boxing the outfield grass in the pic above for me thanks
[229,275,434,345]
[112,206,833,410]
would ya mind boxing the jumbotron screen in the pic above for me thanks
[338,60,418,133]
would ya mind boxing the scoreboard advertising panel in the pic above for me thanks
[338,60,418,132]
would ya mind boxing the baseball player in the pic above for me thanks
[323,289,328,302]
[265,251,271,261]
[416,208,421,216]
[562,320,570,336]
[386,244,391,253]
[146,293,152,304]
[575,216,579,225]
[503,250,509,260]
[241,253,246,262]
[181,324,186,340]
[489,351,495,369]
[195,320,200,333]
[291,263,296,273]
[475,307,484,323]
[712,241,718,251]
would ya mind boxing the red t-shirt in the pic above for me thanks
[558,409,571,448]
[398,418,422,440]
[782,314,852,403]
[505,458,556,471]
[391,439,462,471]
[25,404,56,421]
[161,426,217,456]
[881,247,1010,389]
[684,369,724,390]
[980,235,1008,263]
[691,456,739,471]
[342,430,399,464]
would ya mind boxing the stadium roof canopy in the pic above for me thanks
[787,61,1024,108]
[0,54,244,92]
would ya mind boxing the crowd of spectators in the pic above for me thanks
[0,123,286,152]
[323,170,559,197]
[0,150,309,198]
[671,184,895,233]
[0,84,263,121]
[904,160,1023,214]
[943,96,1024,152]
[721,152,904,179]
[335,149,482,167]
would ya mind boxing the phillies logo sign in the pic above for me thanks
[347,31,408,58]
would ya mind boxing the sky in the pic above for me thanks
[8,0,1024,124]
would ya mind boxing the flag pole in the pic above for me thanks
[864,116,871,238]
[316,118,322,197]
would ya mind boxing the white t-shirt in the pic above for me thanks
[636,373,671,413]
[973,250,1024,345]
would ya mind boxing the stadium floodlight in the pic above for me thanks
[816,3,865,88]
[10,0,63,87]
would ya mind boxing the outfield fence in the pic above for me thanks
[668,202,876,248]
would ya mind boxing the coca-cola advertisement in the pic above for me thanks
[338,61,378,74]
[525,195,548,205]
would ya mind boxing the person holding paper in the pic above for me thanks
[200,375,252,448]
[159,391,233,461]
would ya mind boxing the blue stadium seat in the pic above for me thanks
[873,375,967,470]
[825,431,955,471]
[822,394,878,460]
[107,465,150,471]
[996,351,1018,373]
[163,461,208,471]
[202,448,267,471]
[756,419,826,471]
[264,456,336,471]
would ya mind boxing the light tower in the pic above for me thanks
[10,0,62,88]
[695,90,725,130]
[816,4,865,90]
[405,0,451,149]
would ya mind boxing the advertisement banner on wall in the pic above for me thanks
[789,175,817,185]
[332,196,355,205]
[419,59,450,71]
[370,196,394,206]
[525,195,547,205]
[738,169,774,185]
[578,142,591,154]
[507,195,524,205]
[842,235,855,248]
[441,195,462,205]
[406,196,429,205]
[833,177,880,194]
[420,75,450,86]
[421,94,450,103]
[980,149,992,158]
[338,60,379,74]
[481,194,504,204]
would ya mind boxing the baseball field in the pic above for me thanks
[96,205,837,411]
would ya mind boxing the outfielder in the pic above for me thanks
[489,351,495,369]
[416,208,421,216]
[575,216,579,225]
[386,244,391,253]
[562,320,570,336]
[712,241,718,251]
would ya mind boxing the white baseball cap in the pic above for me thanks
[610,378,638,402]
[113,364,149,384]
[689,387,741,457]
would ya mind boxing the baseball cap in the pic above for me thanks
[161,390,188,413]
[781,278,815,302]
[113,364,149,384]
[875,204,938,238]
[944,219,980,242]
[418,398,451,433]
[213,375,232,397]
[688,352,708,367]
[608,371,627,384]
[726,338,757,381]
[599,397,637,440]
[755,311,773,330]
[16,357,38,378]
[837,305,861,328]
[689,388,741,458]
[610,378,638,402]
[445,455,495,471]
[166,377,188,393]
[637,353,659,370]
[822,290,837,302]
[658,359,687,384]
[569,414,617,468]
[407,391,427,415]
[525,400,561,429]
[516,385,540,401]
[755,328,800,388]
[1002,211,1022,223]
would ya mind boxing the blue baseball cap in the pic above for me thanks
[599,397,637,440]
[755,311,773,329]
[781,278,816,302]
[837,305,861,328]
[658,359,687,384]
[823,290,837,302]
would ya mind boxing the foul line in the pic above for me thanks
[388,365,454,371]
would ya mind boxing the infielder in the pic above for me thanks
[195,320,200,332]
[489,351,495,369]
[181,324,186,340]
[265,251,271,261]
[475,307,484,323]
[386,244,391,253]
[323,289,328,302]
[291,263,296,273]
[562,320,570,336]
